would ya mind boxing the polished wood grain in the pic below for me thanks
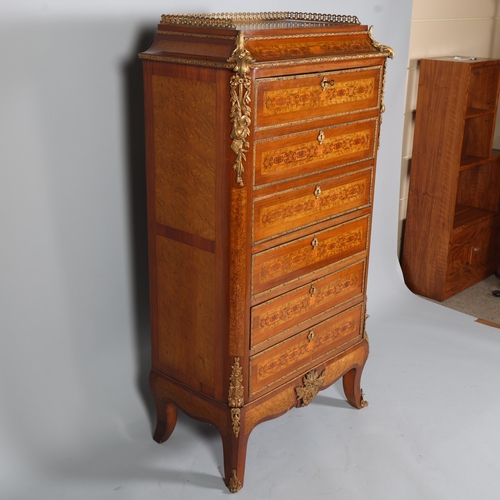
[254,119,377,186]
[456,160,500,215]
[467,64,500,110]
[255,66,381,128]
[252,216,369,295]
[156,236,217,394]
[251,260,365,347]
[249,304,363,396]
[229,188,248,357]
[461,114,496,159]
[152,73,217,240]
[402,57,500,301]
[246,33,377,62]
[243,338,369,431]
[253,168,372,243]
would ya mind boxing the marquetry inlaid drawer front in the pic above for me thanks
[255,66,381,128]
[252,215,369,295]
[253,168,372,243]
[249,304,363,396]
[251,261,365,348]
[254,119,377,186]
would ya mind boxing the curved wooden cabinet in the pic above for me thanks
[402,57,500,301]
[140,12,392,493]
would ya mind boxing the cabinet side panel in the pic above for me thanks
[152,74,216,240]
[149,66,220,398]
[156,237,216,394]
[402,60,469,300]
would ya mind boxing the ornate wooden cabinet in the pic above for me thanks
[140,12,392,493]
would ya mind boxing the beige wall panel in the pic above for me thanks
[491,19,500,58]
[412,0,497,20]
[408,19,495,66]
[405,67,420,113]
[400,156,412,202]
[401,112,416,159]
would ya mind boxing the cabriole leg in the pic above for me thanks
[152,398,178,443]
[342,366,368,409]
[221,430,250,493]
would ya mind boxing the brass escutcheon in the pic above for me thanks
[314,185,322,199]
[309,284,316,296]
[307,330,314,342]
[317,130,325,145]
[311,236,319,249]
[320,76,335,91]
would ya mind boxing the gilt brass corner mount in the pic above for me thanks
[367,25,394,59]
[228,357,244,437]
[228,469,243,493]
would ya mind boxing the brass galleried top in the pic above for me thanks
[161,12,361,29]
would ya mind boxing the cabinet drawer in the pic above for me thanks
[249,304,363,396]
[255,66,381,128]
[253,168,372,243]
[254,119,376,186]
[446,214,500,294]
[251,261,365,348]
[252,215,369,295]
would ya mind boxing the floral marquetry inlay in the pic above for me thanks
[257,321,356,380]
[259,180,367,227]
[258,273,360,333]
[258,227,365,285]
[263,78,375,116]
[261,130,372,174]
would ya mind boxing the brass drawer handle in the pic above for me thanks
[311,236,319,249]
[317,130,325,145]
[309,284,316,296]
[314,185,322,199]
[320,76,335,91]
[308,330,315,342]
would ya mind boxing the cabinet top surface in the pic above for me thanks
[141,12,393,66]
[423,56,500,65]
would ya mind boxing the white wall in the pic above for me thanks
[0,1,413,498]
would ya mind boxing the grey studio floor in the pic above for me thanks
[4,278,500,500]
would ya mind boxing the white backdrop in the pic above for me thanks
[6,2,499,499]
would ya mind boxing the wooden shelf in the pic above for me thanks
[460,149,500,170]
[453,204,498,231]
[465,107,495,119]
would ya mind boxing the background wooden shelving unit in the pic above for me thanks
[402,56,500,301]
